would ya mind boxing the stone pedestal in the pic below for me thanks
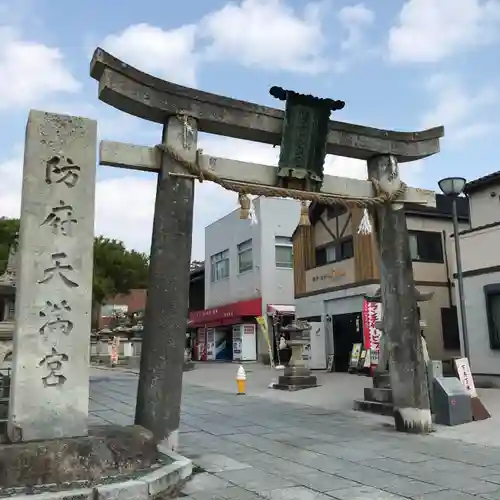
[354,370,394,416]
[274,366,318,391]
[0,425,157,488]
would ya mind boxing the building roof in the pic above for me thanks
[464,171,500,195]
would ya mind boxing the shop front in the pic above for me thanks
[189,298,262,362]
[267,304,296,364]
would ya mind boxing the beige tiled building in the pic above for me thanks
[292,195,470,371]
[454,172,500,381]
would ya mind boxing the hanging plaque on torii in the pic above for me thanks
[90,47,444,439]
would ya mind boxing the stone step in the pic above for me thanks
[373,372,391,389]
[273,382,318,391]
[364,387,393,404]
[278,375,318,386]
[353,399,394,416]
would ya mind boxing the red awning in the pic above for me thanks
[189,298,262,327]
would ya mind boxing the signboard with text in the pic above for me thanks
[454,357,477,397]
[362,299,382,366]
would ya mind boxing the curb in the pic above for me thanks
[5,444,192,500]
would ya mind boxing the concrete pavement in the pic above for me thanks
[90,363,500,499]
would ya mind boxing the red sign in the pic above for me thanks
[362,299,382,366]
[189,298,262,326]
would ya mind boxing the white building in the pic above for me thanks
[455,171,500,384]
[189,197,301,363]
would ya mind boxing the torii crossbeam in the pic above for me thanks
[91,48,444,442]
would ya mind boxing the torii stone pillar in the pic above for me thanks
[134,117,196,450]
[90,47,444,437]
[368,155,431,433]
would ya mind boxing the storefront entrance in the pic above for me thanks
[214,327,233,361]
[332,312,362,372]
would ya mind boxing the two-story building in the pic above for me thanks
[455,171,500,382]
[189,197,300,363]
[292,196,469,372]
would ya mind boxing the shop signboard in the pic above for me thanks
[362,299,382,367]
[206,328,215,360]
[196,327,206,361]
[454,357,477,397]
[232,325,242,361]
[349,343,362,370]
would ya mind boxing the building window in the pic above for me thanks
[210,249,229,282]
[237,239,253,273]
[409,231,444,263]
[275,236,293,268]
[441,307,461,350]
[485,284,500,350]
[315,237,354,266]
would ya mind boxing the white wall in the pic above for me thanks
[256,197,300,316]
[458,224,500,273]
[468,179,500,227]
[204,197,300,314]
[204,207,261,308]
[457,271,500,376]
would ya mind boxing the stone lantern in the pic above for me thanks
[274,320,318,391]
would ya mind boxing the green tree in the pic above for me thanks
[92,236,149,304]
[0,218,149,305]
[0,217,20,274]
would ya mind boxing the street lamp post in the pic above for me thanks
[438,177,470,362]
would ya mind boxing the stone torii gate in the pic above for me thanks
[91,48,444,441]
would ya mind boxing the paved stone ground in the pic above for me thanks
[90,366,500,500]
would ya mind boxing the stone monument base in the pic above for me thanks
[273,366,318,391]
[0,425,192,499]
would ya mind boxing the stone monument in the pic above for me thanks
[8,110,96,442]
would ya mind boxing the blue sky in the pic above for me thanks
[1,0,499,260]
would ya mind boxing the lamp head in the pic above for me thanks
[438,177,467,197]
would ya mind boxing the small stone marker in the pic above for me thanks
[433,377,472,426]
[8,110,97,442]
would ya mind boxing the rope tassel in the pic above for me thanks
[239,193,251,219]
[357,208,373,235]
[299,200,310,226]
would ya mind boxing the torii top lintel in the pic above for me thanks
[90,47,444,163]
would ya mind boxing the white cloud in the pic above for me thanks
[420,73,498,143]
[338,3,375,51]
[388,0,500,63]
[0,26,80,110]
[199,0,328,74]
[101,23,198,86]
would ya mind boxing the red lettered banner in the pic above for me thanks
[362,299,382,366]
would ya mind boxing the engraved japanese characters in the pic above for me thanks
[36,154,81,387]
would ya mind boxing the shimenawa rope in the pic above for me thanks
[154,143,407,209]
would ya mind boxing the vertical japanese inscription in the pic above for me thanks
[37,154,81,387]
